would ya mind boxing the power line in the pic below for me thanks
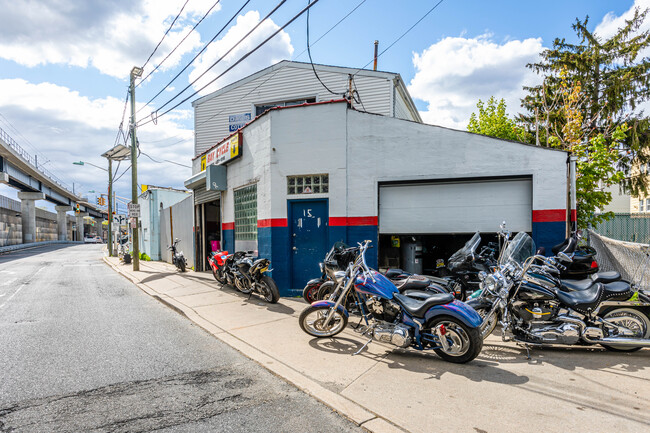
[147,0,288,118]
[137,0,252,114]
[141,0,191,72]
[353,0,445,76]
[141,150,192,168]
[191,0,367,132]
[138,0,321,128]
[138,0,222,86]
[306,0,343,96]
[112,89,130,147]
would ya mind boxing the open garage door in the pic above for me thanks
[379,177,532,234]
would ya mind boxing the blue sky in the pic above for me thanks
[0,0,643,212]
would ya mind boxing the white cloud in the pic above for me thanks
[0,0,220,79]
[188,10,293,96]
[595,0,650,39]
[0,79,193,199]
[408,34,543,129]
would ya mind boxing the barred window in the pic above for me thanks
[287,174,329,195]
[234,184,257,241]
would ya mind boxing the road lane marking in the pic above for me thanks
[0,268,42,309]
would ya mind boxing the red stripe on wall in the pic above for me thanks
[257,218,288,228]
[571,209,577,222]
[532,209,566,223]
[222,222,234,230]
[329,216,378,226]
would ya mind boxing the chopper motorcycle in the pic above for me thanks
[299,240,484,364]
[468,232,650,352]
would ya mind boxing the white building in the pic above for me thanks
[186,62,570,295]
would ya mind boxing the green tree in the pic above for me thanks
[520,8,650,195]
[467,96,529,142]
[545,70,628,228]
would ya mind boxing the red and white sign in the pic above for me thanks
[205,132,242,167]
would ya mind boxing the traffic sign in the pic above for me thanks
[128,203,140,218]
[114,214,127,226]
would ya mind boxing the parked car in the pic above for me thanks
[84,236,103,244]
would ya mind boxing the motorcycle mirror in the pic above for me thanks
[557,251,573,262]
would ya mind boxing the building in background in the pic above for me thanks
[138,186,191,260]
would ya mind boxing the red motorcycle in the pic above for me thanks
[207,250,230,284]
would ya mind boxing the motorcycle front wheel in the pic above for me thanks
[299,305,348,338]
[178,260,186,272]
[259,275,280,304]
[212,268,226,284]
[427,316,483,364]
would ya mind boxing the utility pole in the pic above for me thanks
[107,157,113,256]
[129,66,143,271]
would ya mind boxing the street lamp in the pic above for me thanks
[72,161,108,172]
[102,144,131,258]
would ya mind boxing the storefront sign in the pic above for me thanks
[205,131,242,167]
[229,113,251,132]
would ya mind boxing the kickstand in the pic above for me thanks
[524,344,532,360]
[353,336,373,356]
[350,316,364,330]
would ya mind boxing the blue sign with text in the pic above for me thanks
[228,113,251,132]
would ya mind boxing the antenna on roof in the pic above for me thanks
[373,40,379,71]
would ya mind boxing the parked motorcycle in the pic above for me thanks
[433,232,498,300]
[169,238,187,272]
[550,233,600,279]
[468,232,650,352]
[207,250,230,284]
[231,252,280,304]
[299,240,484,364]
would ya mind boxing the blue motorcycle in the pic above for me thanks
[298,241,484,364]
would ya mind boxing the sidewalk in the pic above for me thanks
[104,257,650,433]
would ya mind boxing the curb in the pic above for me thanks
[102,256,409,433]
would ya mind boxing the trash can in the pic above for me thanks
[123,253,131,264]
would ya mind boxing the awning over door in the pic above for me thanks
[379,178,532,234]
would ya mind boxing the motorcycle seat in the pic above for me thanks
[602,280,633,301]
[384,269,407,279]
[555,284,604,314]
[561,279,595,291]
[592,271,621,283]
[393,292,454,318]
[394,277,431,292]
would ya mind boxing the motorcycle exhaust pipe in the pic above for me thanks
[585,337,650,347]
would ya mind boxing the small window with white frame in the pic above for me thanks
[287,174,329,195]
[646,198,650,212]
[641,198,645,212]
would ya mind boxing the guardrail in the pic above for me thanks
[0,126,75,194]
[0,194,21,212]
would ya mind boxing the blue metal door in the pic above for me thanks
[290,199,328,290]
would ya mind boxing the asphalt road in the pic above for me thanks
[0,244,362,433]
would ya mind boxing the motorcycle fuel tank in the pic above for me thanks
[517,281,556,301]
[355,271,399,299]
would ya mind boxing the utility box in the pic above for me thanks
[401,240,423,274]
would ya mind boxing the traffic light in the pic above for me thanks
[75,203,80,214]
[96,197,101,205]
[100,197,106,206]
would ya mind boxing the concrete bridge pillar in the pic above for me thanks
[55,205,71,241]
[76,212,88,242]
[17,192,45,244]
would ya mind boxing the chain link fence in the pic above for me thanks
[587,229,650,290]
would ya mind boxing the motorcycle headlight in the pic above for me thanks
[483,275,497,294]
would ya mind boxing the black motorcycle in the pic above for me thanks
[468,232,650,352]
[550,234,600,279]
[232,252,280,304]
[168,238,187,272]
[434,232,498,300]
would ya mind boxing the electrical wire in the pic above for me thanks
[352,0,445,76]
[306,0,342,96]
[148,0,288,118]
[138,0,222,86]
[137,0,252,114]
[112,90,130,147]
[141,0,191,72]
[293,0,367,61]
[138,0,321,128]
[141,150,192,168]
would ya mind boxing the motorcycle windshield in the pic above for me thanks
[447,232,481,270]
[502,232,536,267]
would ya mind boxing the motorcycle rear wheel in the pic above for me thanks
[299,305,347,338]
[178,260,186,272]
[427,316,483,364]
[601,308,650,352]
[259,275,280,304]
[235,276,253,294]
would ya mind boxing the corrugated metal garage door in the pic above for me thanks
[194,188,220,205]
[379,178,532,234]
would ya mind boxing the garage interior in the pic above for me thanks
[377,176,533,275]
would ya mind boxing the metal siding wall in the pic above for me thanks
[194,66,394,156]
[160,195,195,268]
[193,188,220,205]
